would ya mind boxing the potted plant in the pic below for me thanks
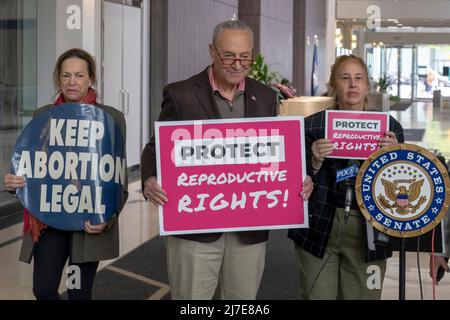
[249,54,285,103]
[376,74,392,111]
[389,95,400,107]
[377,74,392,94]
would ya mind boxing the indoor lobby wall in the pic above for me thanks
[293,0,328,96]
[167,0,238,84]
[259,0,294,83]
[150,0,238,133]
[37,0,85,107]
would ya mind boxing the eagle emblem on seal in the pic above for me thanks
[377,178,427,215]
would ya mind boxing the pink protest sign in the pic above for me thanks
[155,117,308,235]
[325,110,389,159]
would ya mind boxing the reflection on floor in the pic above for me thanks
[391,101,450,161]
[1,101,450,300]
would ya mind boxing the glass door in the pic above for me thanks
[385,47,399,97]
[416,45,450,99]
[367,43,449,101]
[371,46,415,101]
[399,47,414,100]
[0,0,37,191]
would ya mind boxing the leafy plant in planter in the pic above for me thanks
[377,74,393,94]
[249,53,285,103]
[389,95,400,103]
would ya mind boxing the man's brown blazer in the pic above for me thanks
[141,67,278,244]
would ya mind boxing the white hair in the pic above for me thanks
[212,20,254,46]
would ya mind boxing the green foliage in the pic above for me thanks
[389,95,400,102]
[377,74,393,94]
[249,53,284,103]
[249,54,280,84]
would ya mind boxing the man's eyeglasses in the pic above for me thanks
[214,45,253,67]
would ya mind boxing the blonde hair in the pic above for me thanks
[328,55,371,110]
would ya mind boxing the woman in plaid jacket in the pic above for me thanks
[288,55,404,300]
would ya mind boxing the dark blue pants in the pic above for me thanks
[32,227,99,300]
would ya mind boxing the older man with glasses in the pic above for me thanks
[141,19,313,300]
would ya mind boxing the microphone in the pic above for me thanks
[342,160,360,224]
[344,180,354,224]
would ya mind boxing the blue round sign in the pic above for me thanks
[356,144,450,238]
[11,103,126,231]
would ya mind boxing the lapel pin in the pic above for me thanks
[251,95,256,101]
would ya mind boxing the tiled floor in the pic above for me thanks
[390,101,450,161]
[1,101,450,300]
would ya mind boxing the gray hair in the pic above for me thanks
[212,20,254,46]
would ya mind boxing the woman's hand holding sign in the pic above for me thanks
[300,175,313,200]
[4,174,25,192]
[143,176,168,206]
[311,139,334,173]
[84,220,108,234]
[378,131,398,149]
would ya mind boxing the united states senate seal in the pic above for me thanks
[355,144,450,238]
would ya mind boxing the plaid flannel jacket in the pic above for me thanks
[288,109,405,262]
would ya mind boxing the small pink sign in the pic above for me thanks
[155,117,308,235]
[325,110,389,159]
